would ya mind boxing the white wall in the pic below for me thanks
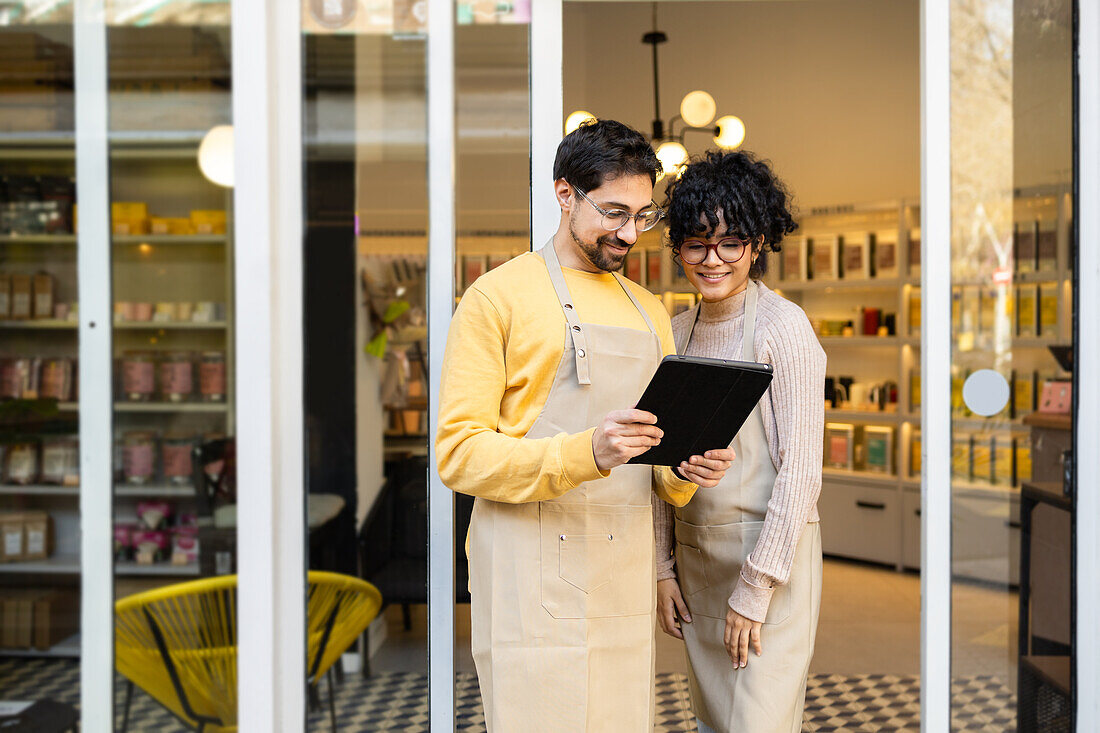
[564,0,921,210]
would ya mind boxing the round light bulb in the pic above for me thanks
[565,110,596,135]
[680,90,716,128]
[198,124,235,188]
[655,141,689,178]
[714,115,746,150]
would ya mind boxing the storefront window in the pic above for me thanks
[0,9,80,726]
[950,0,1075,728]
[106,2,237,729]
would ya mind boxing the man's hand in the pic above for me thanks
[656,578,692,639]
[678,448,735,487]
[724,606,763,668]
[592,409,663,472]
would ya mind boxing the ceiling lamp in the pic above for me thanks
[565,110,597,135]
[655,141,689,181]
[198,124,235,188]
[714,115,746,150]
[642,7,745,169]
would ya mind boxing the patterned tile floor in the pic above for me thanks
[0,659,1016,731]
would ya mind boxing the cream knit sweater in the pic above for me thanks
[654,281,826,623]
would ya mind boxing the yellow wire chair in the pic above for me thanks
[115,571,383,732]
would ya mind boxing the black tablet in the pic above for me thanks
[627,355,773,467]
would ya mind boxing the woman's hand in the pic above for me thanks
[656,578,692,639]
[679,448,736,487]
[724,607,762,668]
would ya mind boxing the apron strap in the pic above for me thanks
[681,280,760,359]
[539,240,593,385]
[611,272,658,337]
[742,280,759,362]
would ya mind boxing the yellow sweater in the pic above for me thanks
[435,250,696,506]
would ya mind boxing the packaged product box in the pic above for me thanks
[910,431,922,477]
[810,235,840,280]
[1039,282,1059,337]
[22,511,51,560]
[0,512,25,562]
[908,290,921,335]
[874,230,899,279]
[910,372,921,411]
[0,273,11,318]
[1017,438,1033,484]
[1012,369,1036,416]
[1017,284,1038,337]
[907,227,921,276]
[842,233,873,280]
[824,423,860,470]
[111,202,149,236]
[189,209,227,235]
[34,589,78,650]
[10,273,31,319]
[781,236,809,281]
[149,217,194,235]
[32,272,54,319]
[864,426,895,474]
[1,590,36,649]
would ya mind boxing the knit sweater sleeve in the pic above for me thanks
[727,303,826,623]
[653,492,677,581]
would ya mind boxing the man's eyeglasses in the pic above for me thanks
[573,186,664,233]
[678,237,750,265]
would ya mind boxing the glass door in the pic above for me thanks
[0,7,82,725]
[946,0,1077,729]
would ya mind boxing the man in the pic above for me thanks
[436,119,735,732]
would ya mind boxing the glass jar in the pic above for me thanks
[162,433,194,486]
[41,437,79,486]
[122,431,156,485]
[122,351,156,402]
[159,351,194,403]
[5,441,39,485]
[0,358,24,399]
[199,351,226,402]
[39,357,74,402]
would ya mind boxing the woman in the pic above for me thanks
[654,150,826,733]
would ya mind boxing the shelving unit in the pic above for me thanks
[1,39,234,658]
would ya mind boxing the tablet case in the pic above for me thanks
[627,355,773,467]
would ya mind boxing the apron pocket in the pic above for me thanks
[701,521,791,625]
[540,503,652,620]
[558,533,612,593]
[674,542,708,597]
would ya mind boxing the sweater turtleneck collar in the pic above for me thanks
[698,282,751,323]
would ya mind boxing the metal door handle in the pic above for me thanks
[1006,520,1022,529]
[856,500,886,510]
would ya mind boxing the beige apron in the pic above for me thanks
[468,241,663,732]
[673,281,823,733]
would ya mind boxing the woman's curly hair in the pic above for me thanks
[664,150,798,279]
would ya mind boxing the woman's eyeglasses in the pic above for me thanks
[678,237,750,265]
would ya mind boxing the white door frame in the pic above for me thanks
[73,0,114,727]
[918,0,951,730]
[1075,1,1100,728]
[232,0,306,729]
[427,0,458,729]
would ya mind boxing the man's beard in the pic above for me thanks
[568,217,631,272]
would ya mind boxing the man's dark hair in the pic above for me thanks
[553,119,662,192]
[665,150,798,279]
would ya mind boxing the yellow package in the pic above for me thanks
[111,202,149,235]
[149,217,195,235]
[190,210,227,235]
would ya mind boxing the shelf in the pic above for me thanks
[0,633,80,659]
[116,321,227,330]
[0,485,78,496]
[775,277,904,292]
[0,320,76,330]
[0,131,211,160]
[0,555,79,574]
[113,234,227,246]
[116,402,228,414]
[824,409,903,423]
[0,555,199,576]
[950,416,1027,431]
[114,484,195,498]
[817,335,901,347]
[822,467,898,485]
[115,561,199,577]
[0,234,76,245]
[951,479,1020,497]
